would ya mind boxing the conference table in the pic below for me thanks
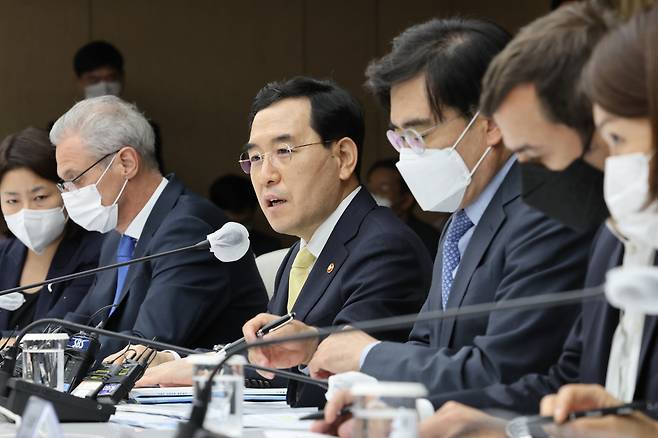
[0,399,334,437]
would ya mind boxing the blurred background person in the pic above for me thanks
[0,127,102,335]
[366,159,443,259]
[209,173,282,256]
[70,40,164,172]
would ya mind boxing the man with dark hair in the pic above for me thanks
[478,1,615,233]
[139,76,433,408]
[245,19,593,400]
[74,41,125,99]
[71,40,164,172]
[208,174,281,256]
[366,159,442,259]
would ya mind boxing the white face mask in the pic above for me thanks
[371,193,392,208]
[604,152,658,246]
[84,81,122,99]
[396,112,490,213]
[61,154,128,233]
[4,207,67,254]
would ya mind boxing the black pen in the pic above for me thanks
[219,312,296,354]
[566,400,656,421]
[517,400,658,431]
[299,406,352,421]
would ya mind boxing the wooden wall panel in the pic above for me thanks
[0,0,549,236]
[0,0,88,136]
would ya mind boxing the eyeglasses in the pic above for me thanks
[238,140,335,175]
[56,151,118,192]
[386,112,480,155]
[386,124,441,155]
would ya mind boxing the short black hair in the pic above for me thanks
[73,41,124,77]
[209,174,258,213]
[367,158,410,194]
[248,76,365,177]
[481,2,617,146]
[365,18,511,121]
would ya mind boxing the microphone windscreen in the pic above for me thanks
[605,265,658,314]
[207,222,251,262]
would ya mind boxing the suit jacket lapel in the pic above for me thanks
[269,245,297,316]
[439,165,519,346]
[33,235,79,319]
[0,241,25,330]
[270,188,375,321]
[112,176,185,309]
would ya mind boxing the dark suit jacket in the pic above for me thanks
[406,215,441,261]
[267,188,433,407]
[431,226,658,418]
[361,163,593,396]
[68,176,268,359]
[0,226,102,332]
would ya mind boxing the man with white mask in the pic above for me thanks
[242,18,594,399]
[52,96,268,360]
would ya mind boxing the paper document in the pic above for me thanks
[130,386,287,404]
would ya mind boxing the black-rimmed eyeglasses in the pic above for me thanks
[56,151,118,192]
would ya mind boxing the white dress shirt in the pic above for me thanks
[124,177,169,240]
[298,186,361,268]
[605,222,654,402]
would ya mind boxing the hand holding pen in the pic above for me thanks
[221,311,296,355]
[240,312,320,378]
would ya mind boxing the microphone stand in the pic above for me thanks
[0,318,327,422]
[0,240,209,298]
[176,285,605,437]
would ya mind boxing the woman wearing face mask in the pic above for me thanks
[538,5,658,438]
[0,127,103,335]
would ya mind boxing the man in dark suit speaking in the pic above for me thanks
[51,95,268,359]
[245,19,594,399]
[140,77,433,408]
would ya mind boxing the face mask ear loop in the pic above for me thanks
[95,153,119,186]
[469,145,494,177]
[112,178,129,207]
[450,110,481,152]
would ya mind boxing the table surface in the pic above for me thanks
[0,401,334,438]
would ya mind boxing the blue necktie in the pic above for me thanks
[441,210,473,309]
[112,235,136,315]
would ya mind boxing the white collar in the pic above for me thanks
[124,177,169,240]
[300,186,361,258]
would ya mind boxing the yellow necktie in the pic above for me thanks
[287,247,316,312]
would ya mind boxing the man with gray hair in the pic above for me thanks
[52,95,268,359]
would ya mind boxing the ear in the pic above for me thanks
[334,137,358,181]
[116,146,140,180]
[483,117,503,148]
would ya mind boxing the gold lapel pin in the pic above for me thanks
[327,262,335,274]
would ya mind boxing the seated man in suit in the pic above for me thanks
[245,17,594,401]
[138,77,434,407]
[314,4,646,437]
[51,95,268,359]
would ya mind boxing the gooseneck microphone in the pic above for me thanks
[175,285,605,437]
[0,317,327,422]
[0,221,250,299]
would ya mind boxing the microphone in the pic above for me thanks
[175,285,605,437]
[0,221,250,299]
[0,317,326,422]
